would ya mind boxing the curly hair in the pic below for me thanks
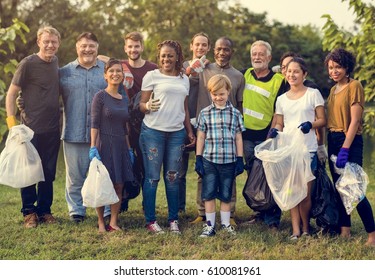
[324,48,356,77]
[157,40,184,76]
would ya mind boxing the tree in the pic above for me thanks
[321,0,375,135]
[0,18,29,143]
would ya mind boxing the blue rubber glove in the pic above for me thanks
[235,156,244,176]
[336,147,350,168]
[267,128,279,139]
[298,121,312,134]
[128,148,135,165]
[89,146,101,161]
[195,155,205,178]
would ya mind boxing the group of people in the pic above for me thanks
[4,25,375,246]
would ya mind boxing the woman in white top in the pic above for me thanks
[139,40,195,234]
[270,57,326,239]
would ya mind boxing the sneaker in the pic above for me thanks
[230,218,237,227]
[24,213,38,228]
[290,234,299,241]
[39,213,56,224]
[169,220,181,234]
[146,221,165,234]
[221,224,236,236]
[199,222,216,237]
[70,215,84,223]
[190,215,206,224]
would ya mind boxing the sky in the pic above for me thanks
[232,0,371,30]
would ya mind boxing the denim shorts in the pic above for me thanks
[310,152,317,173]
[201,158,235,203]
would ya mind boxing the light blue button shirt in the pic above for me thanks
[60,59,107,143]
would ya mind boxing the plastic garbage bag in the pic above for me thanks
[311,162,339,229]
[0,124,44,188]
[255,128,315,211]
[82,158,119,208]
[331,155,368,215]
[243,158,276,211]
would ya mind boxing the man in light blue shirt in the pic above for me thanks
[60,32,107,223]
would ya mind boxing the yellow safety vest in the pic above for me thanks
[243,68,284,130]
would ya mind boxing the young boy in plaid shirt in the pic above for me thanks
[195,74,245,237]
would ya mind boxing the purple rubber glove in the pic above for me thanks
[235,157,244,176]
[298,121,312,134]
[195,155,205,178]
[336,147,350,168]
[267,128,279,139]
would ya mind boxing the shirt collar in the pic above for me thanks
[73,58,100,69]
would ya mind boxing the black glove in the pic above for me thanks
[194,155,205,178]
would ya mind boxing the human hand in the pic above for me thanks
[267,128,279,139]
[190,55,206,73]
[336,147,349,168]
[16,95,25,111]
[317,145,328,164]
[146,94,161,112]
[195,155,205,178]
[128,148,135,165]
[185,133,196,149]
[298,121,312,134]
[6,116,18,129]
[89,146,101,161]
[235,156,244,176]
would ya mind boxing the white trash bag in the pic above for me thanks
[255,128,315,211]
[0,124,44,188]
[82,157,119,208]
[331,155,368,215]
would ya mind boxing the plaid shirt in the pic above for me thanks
[197,101,245,164]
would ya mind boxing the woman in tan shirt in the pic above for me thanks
[325,48,375,246]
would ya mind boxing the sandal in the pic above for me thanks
[290,235,299,241]
[106,225,122,232]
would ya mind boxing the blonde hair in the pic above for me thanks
[207,74,232,93]
[37,26,61,42]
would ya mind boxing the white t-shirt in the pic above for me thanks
[141,69,189,132]
[275,87,324,152]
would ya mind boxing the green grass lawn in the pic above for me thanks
[0,149,374,260]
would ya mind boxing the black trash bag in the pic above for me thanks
[243,158,276,212]
[122,152,142,209]
[311,162,340,230]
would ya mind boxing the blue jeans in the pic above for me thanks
[20,130,60,216]
[243,139,282,226]
[139,123,186,223]
[201,158,235,203]
[63,141,90,217]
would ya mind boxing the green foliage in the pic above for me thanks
[0,18,29,144]
[322,0,375,135]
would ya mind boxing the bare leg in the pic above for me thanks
[290,206,301,237]
[109,183,123,230]
[96,206,106,233]
[299,181,313,233]
[365,231,375,246]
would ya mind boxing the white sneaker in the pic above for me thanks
[169,220,181,234]
[221,224,236,236]
[199,222,216,237]
[146,221,165,234]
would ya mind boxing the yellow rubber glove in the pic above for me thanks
[6,116,18,129]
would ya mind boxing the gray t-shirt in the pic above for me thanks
[12,54,60,133]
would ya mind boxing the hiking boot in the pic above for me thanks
[199,222,216,238]
[24,213,38,228]
[190,215,206,224]
[39,214,56,224]
[221,224,236,236]
[146,221,165,234]
[169,220,181,234]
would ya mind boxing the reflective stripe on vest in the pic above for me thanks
[243,68,284,130]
